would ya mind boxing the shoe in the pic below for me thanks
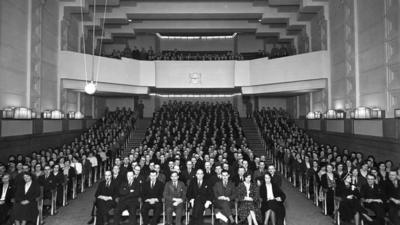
[87,218,94,224]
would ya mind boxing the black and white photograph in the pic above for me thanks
[0,0,399,225]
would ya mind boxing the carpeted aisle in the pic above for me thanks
[44,185,96,225]
[281,179,333,225]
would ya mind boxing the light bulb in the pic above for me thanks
[85,81,96,95]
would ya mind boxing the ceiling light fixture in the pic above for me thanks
[128,19,132,22]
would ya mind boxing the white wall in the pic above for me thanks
[258,97,287,110]
[237,34,264,53]
[160,38,234,52]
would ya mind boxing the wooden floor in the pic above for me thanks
[44,178,333,225]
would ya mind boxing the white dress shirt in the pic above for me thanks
[25,181,32,194]
[244,182,251,197]
[266,183,275,200]
[72,162,82,175]
[1,183,8,200]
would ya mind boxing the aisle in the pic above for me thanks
[281,179,333,225]
[44,185,96,225]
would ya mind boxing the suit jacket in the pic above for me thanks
[38,174,56,190]
[163,180,187,206]
[271,173,282,188]
[112,173,124,186]
[95,179,118,201]
[81,159,92,176]
[14,181,40,203]
[0,183,14,206]
[253,170,266,183]
[142,180,164,202]
[259,182,286,203]
[117,179,141,203]
[181,169,195,185]
[187,178,213,203]
[208,174,222,188]
[232,175,245,187]
[213,181,236,202]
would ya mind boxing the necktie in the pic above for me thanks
[223,181,227,188]
[106,181,110,188]
[174,182,177,189]
[198,180,202,187]
[129,181,132,186]
[151,182,154,188]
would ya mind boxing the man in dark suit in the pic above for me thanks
[360,174,385,225]
[187,169,213,225]
[112,165,123,186]
[268,165,282,188]
[164,171,187,225]
[95,171,118,225]
[38,166,56,199]
[141,170,164,225]
[114,171,141,225]
[0,174,14,225]
[208,165,222,188]
[232,167,245,187]
[213,170,236,225]
[181,161,195,186]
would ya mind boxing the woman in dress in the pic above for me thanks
[335,173,364,225]
[12,172,40,225]
[237,173,261,225]
[260,173,286,225]
[320,163,337,216]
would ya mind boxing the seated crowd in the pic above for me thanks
[98,44,296,61]
[88,101,287,225]
[254,107,400,225]
[0,108,136,225]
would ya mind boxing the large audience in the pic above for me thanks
[0,102,398,225]
[97,44,296,61]
[255,107,400,225]
[0,108,135,225]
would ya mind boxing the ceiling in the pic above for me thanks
[61,0,328,45]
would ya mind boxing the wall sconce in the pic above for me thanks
[371,107,385,119]
[13,107,32,119]
[326,109,336,119]
[2,107,15,119]
[306,111,322,119]
[395,109,400,118]
[354,106,371,119]
[68,111,75,119]
[42,110,51,119]
[75,112,84,119]
[326,109,346,119]
[350,110,355,119]
[50,110,62,119]
[336,110,345,119]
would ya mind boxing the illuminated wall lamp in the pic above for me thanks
[50,110,62,119]
[371,107,385,119]
[13,107,32,119]
[68,111,76,119]
[42,110,51,119]
[354,106,371,119]
[326,109,336,119]
[75,112,84,119]
[336,110,345,119]
[2,107,15,119]
[395,109,400,118]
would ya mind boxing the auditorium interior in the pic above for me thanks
[0,0,399,225]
